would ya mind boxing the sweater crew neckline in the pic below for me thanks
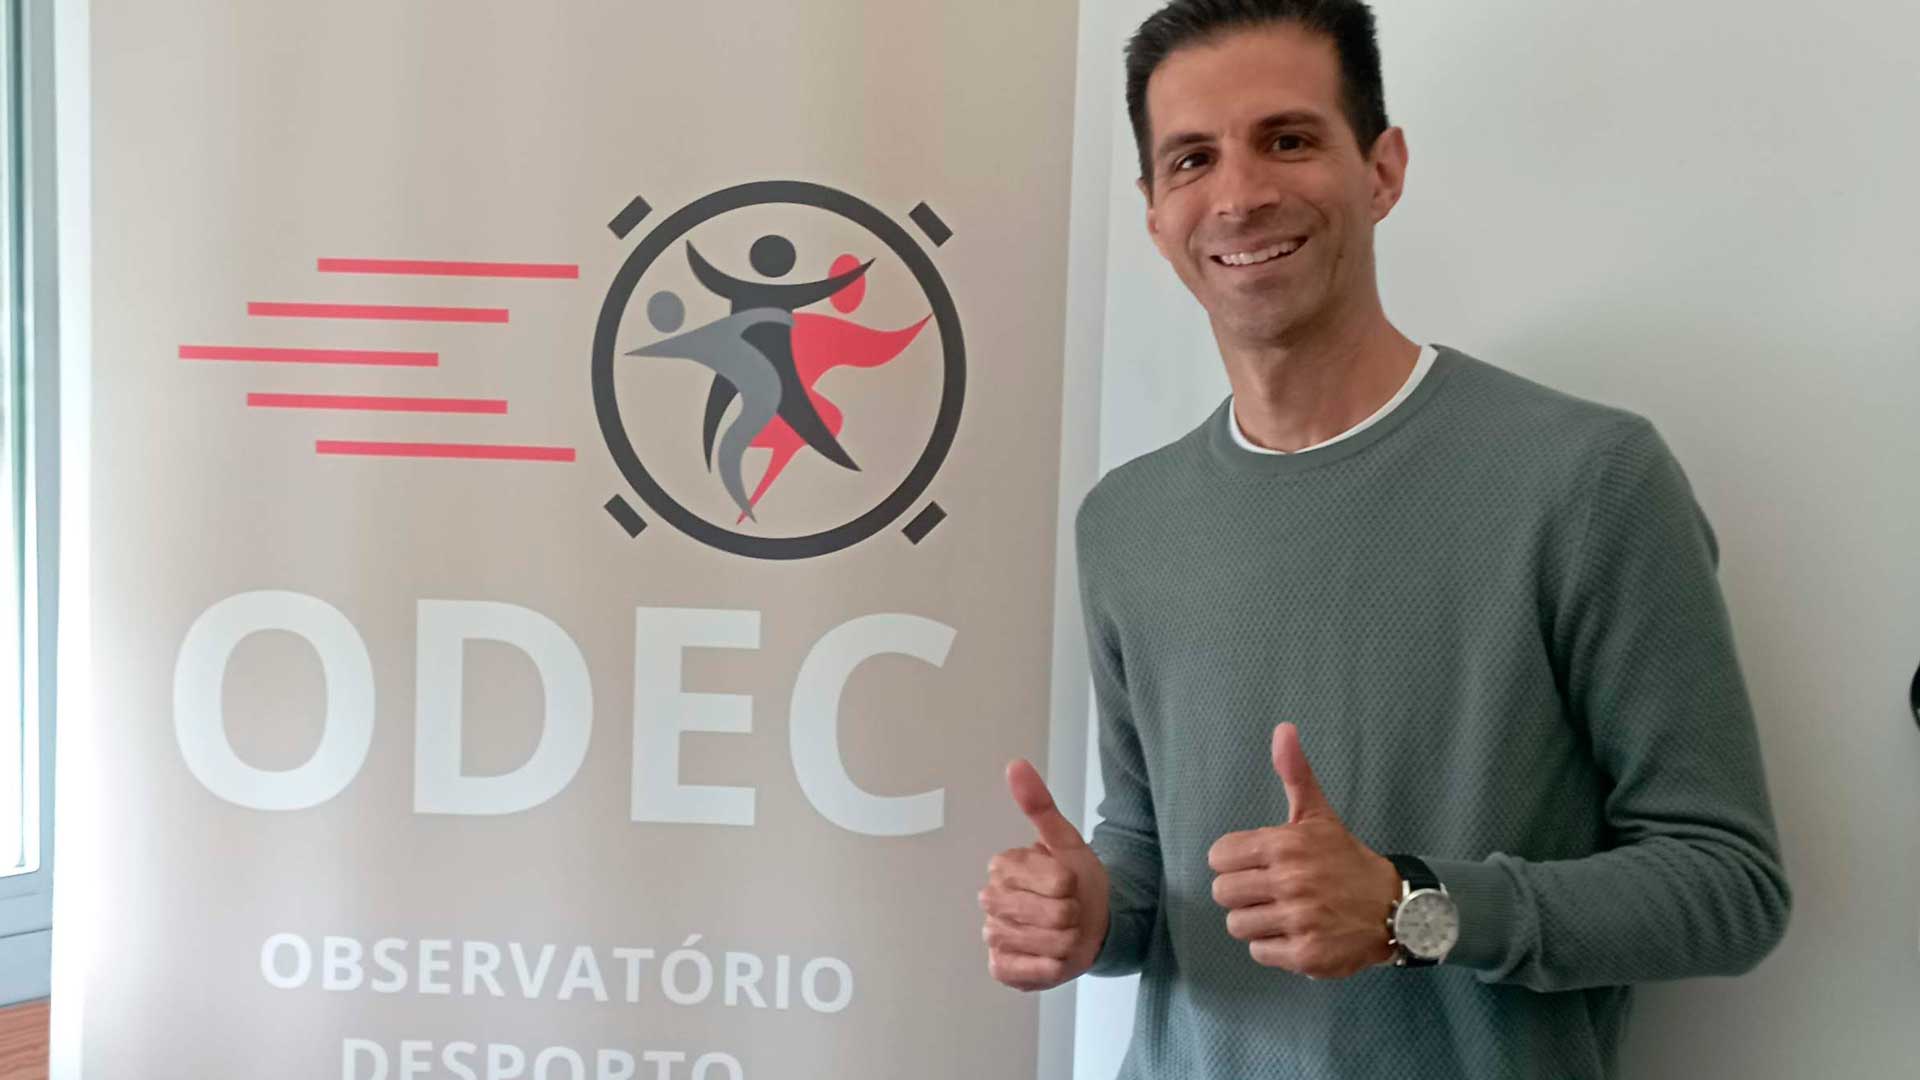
[1203,343,1463,476]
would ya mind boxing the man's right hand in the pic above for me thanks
[979,759,1111,992]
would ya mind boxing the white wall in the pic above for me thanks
[1067,1,1920,1076]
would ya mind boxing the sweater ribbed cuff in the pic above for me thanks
[1088,907,1148,977]
[1424,856,1519,974]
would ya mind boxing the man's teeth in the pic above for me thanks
[1217,239,1305,266]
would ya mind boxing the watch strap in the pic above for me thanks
[1387,853,1439,893]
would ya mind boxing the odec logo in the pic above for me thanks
[593,181,966,560]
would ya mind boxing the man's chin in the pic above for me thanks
[1208,303,1305,345]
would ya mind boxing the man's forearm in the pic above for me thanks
[1089,821,1162,977]
[1430,828,1790,992]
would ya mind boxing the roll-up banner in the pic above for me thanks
[70,2,1078,1076]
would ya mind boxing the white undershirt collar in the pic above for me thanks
[1229,344,1438,455]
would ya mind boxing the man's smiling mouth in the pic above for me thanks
[1211,237,1308,267]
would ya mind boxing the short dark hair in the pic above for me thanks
[1125,0,1390,188]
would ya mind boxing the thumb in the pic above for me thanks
[1005,759,1088,853]
[1272,723,1335,824]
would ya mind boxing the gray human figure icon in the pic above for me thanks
[625,299,794,522]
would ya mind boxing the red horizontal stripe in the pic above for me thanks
[249,394,506,414]
[316,440,574,462]
[180,345,437,367]
[318,258,579,279]
[249,302,509,323]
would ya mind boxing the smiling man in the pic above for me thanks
[976,2,1792,1078]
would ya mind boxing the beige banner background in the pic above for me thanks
[78,1,1077,1076]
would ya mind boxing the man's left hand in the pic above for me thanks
[1207,722,1403,980]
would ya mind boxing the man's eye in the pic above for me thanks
[1272,134,1307,152]
[1174,152,1209,171]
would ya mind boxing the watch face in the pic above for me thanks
[1394,889,1460,959]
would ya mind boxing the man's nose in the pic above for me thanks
[1211,149,1280,221]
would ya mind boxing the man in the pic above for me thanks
[976,1,1791,1077]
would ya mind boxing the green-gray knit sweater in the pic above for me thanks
[1076,344,1790,1079]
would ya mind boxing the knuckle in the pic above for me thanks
[1265,900,1298,932]
[1053,897,1082,928]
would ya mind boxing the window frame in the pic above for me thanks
[0,0,59,1006]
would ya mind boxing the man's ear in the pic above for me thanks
[1368,126,1409,223]
[1138,175,1160,243]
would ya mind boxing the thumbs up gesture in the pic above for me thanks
[979,759,1111,992]
[1206,723,1404,980]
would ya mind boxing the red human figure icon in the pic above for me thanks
[739,254,931,521]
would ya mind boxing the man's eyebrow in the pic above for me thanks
[1152,129,1215,166]
[1253,110,1331,133]
[1152,111,1331,166]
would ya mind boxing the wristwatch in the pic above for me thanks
[1385,854,1460,967]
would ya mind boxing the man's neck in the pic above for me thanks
[1220,315,1421,453]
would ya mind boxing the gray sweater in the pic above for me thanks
[1076,344,1791,1079]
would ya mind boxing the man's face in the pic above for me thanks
[1139,24,1406,346]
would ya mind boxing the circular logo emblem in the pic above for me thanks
[593,181,964,560]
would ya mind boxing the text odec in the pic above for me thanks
[173,592,955,836]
